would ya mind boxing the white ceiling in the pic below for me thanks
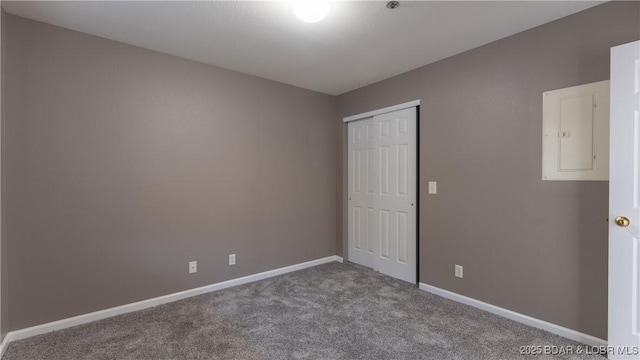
[3,1,604,95]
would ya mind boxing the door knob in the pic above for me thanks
[614,216,631,227]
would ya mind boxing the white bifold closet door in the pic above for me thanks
[348,107,417,284]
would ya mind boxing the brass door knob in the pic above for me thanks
[614,216,631,227]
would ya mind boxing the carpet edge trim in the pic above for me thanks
[1,255,342,353]
[418,282,606,347]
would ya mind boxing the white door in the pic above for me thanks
[609,40,640,359]
[348,107,417,284]
[348,117,375,268]
[372,108,417,283]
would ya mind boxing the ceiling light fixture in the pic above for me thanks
[293,0,330,23]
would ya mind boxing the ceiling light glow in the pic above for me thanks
[293,0,330,23]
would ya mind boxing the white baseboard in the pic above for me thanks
[418,283,606,347]
[0,335,9,359]
[334,256,344,263]
[0,255,342,357]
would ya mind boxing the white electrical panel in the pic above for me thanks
[542,80,610,181]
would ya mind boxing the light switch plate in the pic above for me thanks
[428,181,437,194]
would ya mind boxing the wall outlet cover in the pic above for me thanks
[455,264,463,278]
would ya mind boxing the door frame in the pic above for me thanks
[343,100,420,284]
[343,100,421,123]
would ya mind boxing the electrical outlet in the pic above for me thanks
[189,261,197,274]
[229,254,236,265]
[455,264,463,278]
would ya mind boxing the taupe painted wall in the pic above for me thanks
[337,1,640,339]
[4,15,338,331]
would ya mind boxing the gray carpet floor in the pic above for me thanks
[4,262,603,360]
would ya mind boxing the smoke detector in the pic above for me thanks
[386,1,399,9]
